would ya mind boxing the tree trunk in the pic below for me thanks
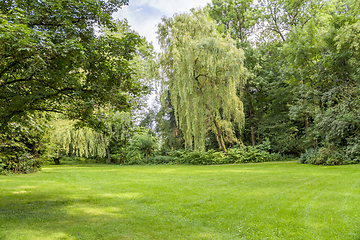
[304,114,309,136]
[146,151,148,164]
[214,118,227,153]
[245,84,256,146]
[107,148,111,164]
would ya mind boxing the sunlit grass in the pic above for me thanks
[1,162,360,239]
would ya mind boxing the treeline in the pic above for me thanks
[1,0,359,173]
[156,0,360,165]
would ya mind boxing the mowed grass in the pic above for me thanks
[0,162,360,239]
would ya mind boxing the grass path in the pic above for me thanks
[0,162,359,239]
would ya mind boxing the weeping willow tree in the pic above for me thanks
[157,9,246,152]
[46,111,133,160]
[48,116,109,159]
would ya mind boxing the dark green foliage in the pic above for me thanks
[0,0,146,131]
[122,147,285,165]
[299,148,318,164]
[42,156,104,165]
[17,153,41,173]
[132,155,174,165]
[205,0,360,164]
[156,91,184,151]
[110,154,125,164]
[146,156,174,165]
[174,147,283,165]
[0,157,5,175]
[226,147,283,163]
[300,146,360,166]
[0,153,41,175]
[0,114,46,174]
[112,127,158,164]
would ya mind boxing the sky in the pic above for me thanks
[113,0,212,52]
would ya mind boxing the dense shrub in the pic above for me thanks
[146,156,174,165]
[110,154,125,164]
[0,153,41,175]
[0,115,48,174]
[17,154,41,173]
[299,146,360,165]
[0,157,6,175]
[299,148,319,164]
[120,147,286,165]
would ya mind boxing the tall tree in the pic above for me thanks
[157,9,246,152]
[257,0,326,42]
[207,0,258,45]
[155,90,185,151]
[207,0,322,151]
[0,0,146,130]
[207,0,260,147]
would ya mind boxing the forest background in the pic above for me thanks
[1,0,359,174]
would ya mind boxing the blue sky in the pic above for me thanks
[113,0,212,52]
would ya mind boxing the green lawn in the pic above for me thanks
[0,162,359,239]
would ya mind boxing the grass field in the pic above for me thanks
[0,161,360,239]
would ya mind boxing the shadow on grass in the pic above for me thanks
[0,190,147,239]
[0,188,213,239]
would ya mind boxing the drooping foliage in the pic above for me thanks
[157,9,246,152]
[47,116,109,160]
[45,111,133,162]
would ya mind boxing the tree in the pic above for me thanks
[157,9,246,152]
[155,90,185,151]
[283,0,360,154]
[257,0,327,43]
[46,115,109,160]
[125,127,158,164]
[0,0,147,130]
[135,132,158,163]
[207,0,326,153]
[207,0,258,46]
[208,0,259,147]
[105,110,133,163]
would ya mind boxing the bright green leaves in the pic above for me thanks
[207,0,258,45]
[158,9,246,151]
[127,128,158,163]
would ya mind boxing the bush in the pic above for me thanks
[312,147,348,165]
[161,147,285,166]
[111,154,125,164]
[120,145,287,166]
[227,147,282,164]
[299,148,319,164]
[299,146,357,165]
[18,154,41,173]
[0,153,41,174]
[226,148,246,163]
[147,155,174,165]
[0,157,6,175]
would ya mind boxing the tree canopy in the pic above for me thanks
[0,0,147,130]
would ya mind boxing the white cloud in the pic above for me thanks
[113,0,212,52]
